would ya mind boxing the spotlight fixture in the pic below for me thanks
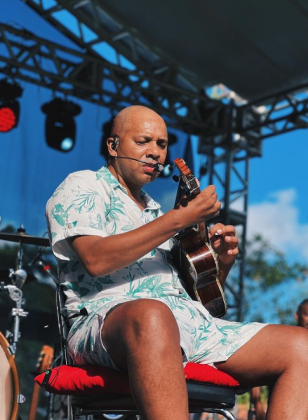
[41,98,81,152]
[0,79,23,133]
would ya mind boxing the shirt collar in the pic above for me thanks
[96,166,161,210]
[96,166,126,192]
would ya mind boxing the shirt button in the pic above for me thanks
[68,223,73,229]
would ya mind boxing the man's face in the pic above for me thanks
[110,109,168,186]
[296,304,308,329]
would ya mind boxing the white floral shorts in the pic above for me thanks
[67,295,266,370]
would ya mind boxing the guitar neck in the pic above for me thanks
[28,383,41,420]
[173,161,210,246]
[28,345,54,420]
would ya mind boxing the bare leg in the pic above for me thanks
[250,387,266,420]
[216,324,308,420]
[101,299,189,420]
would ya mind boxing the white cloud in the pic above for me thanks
[247,189,308,263]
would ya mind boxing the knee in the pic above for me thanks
[287,327,308,366]
[122,299,180,349]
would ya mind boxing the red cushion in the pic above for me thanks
[34,363,239,395]
[184,363,239,386]
[35,365,131,395]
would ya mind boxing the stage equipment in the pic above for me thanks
[0,79,23,133]
[0,332,21,420]
[41,98,81,152]
[0,230,50,247]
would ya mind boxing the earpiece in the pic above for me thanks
[111,137,119,151]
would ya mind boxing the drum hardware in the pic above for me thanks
[17,395,26,404]
[28,246,48,267]
[0,269,36,285]
[0,225,50,247]
[0,225,52,419]
[0,331,24,420]
[0,226,53,353]
[35,259,59,285]
[10,268,27,289]
[0,281,28,354]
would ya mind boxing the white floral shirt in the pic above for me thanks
[46,166,265,367]
[46,166,186,316]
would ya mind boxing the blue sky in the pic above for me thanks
[1,0,308,274]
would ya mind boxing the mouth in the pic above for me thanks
[143,164,156,173]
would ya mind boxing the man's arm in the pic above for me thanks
[69,185,221,277]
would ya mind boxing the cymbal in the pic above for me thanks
[0,232,50,247]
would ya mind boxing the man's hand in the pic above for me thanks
[207,223,239,287]
[208,223,239,267]
[176,185,221,228]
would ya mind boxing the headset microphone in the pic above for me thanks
[111,156,164,173]
[110,136,165,172]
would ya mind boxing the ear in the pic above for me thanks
[106,137,117,156]
[294,312,299,323]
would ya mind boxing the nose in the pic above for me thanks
[146,141,160,159]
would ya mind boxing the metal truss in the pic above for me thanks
[237,86,308,140]
[208,147,250,322]
[22,0,200,96]
[0,22,229,135]
[17,0,308,142]
[198,101,250,321]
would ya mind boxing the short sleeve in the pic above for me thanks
[46,171,108,260]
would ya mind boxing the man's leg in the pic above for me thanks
[216,324,308,420]
[101,299,189,420]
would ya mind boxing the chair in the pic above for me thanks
[35,286,241,420]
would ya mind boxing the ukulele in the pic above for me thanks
[28,345,54,420]
[173,157,227,318]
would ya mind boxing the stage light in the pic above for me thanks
[0,79,23,133]
[41,98,81,152]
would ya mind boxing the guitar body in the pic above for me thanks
[173,158,227,318]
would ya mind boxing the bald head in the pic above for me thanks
[111,106,166,137]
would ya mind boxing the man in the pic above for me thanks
[46,105,308,420]
[249,298,308,420]
[295,299,308,328]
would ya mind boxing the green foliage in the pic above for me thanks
[245,235,307,289]
[226,234,308,324]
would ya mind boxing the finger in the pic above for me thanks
[221,225,236,236]
[204,185,216,195]
[227,248,239,256]
[226,239,239,255]
[224,236,238,244]
[208,223,225,237]
[210,225,236,239]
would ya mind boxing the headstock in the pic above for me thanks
[36,345,54,374]
[173,158,200,207]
